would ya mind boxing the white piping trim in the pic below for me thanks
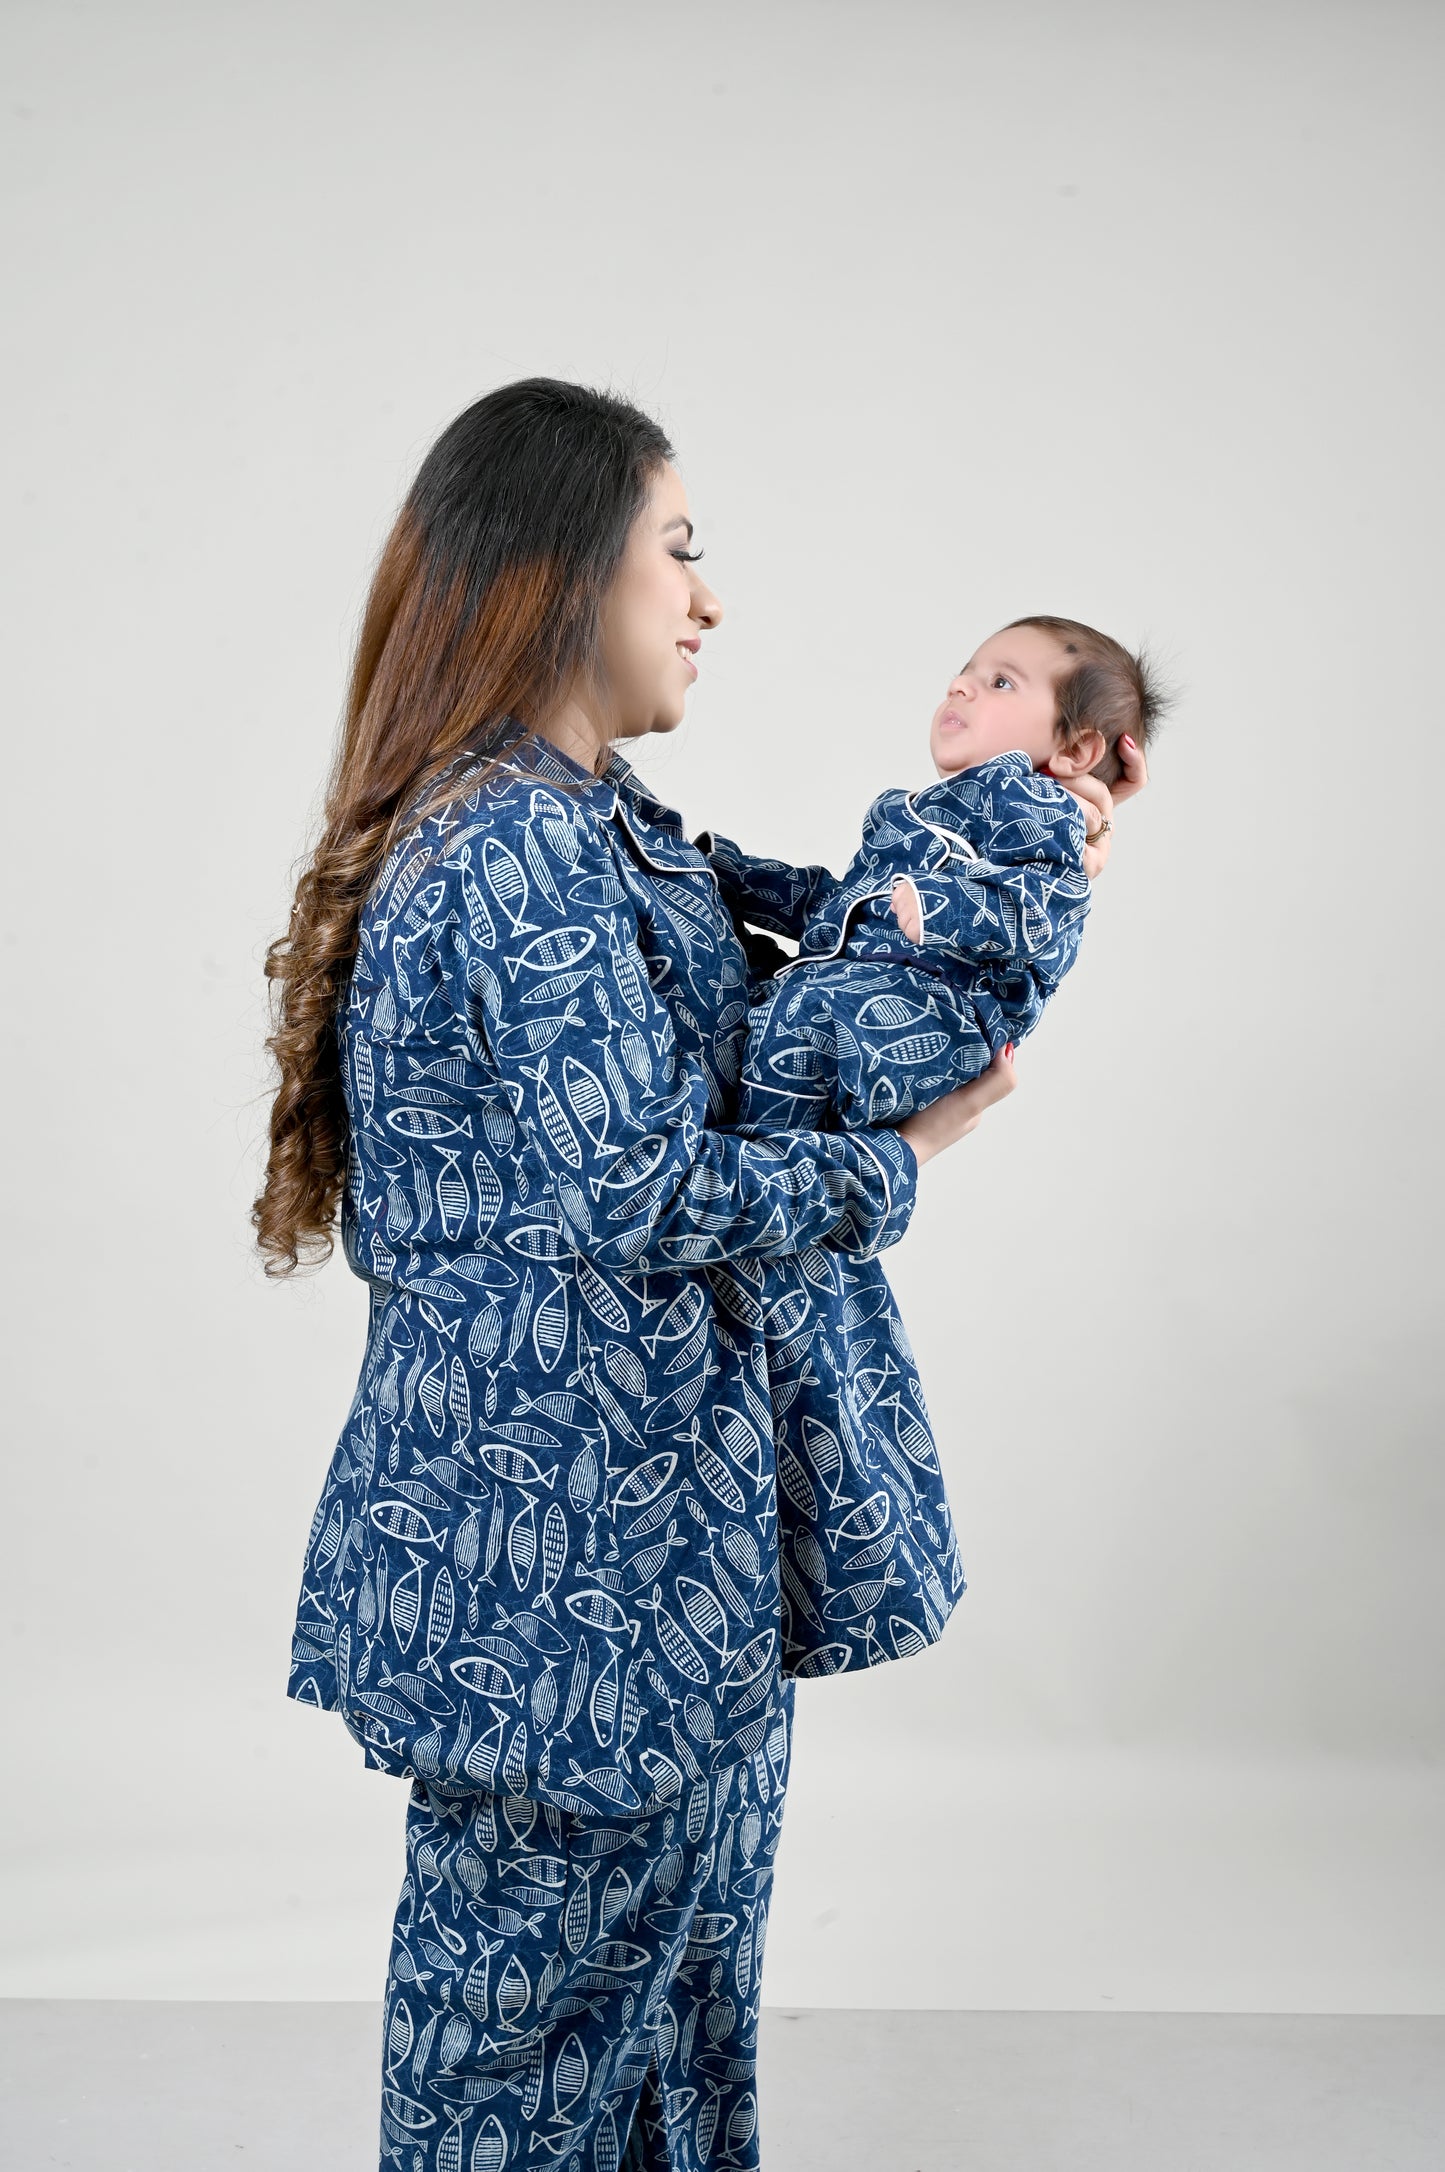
[610,797,720,886]
[774,788,985,977]
[773,879,907,977]
[903,788,984,864]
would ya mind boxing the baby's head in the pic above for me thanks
[930,616,1167,788]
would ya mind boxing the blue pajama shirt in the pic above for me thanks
[698,751,1092,1134]
[285,732,970,2167]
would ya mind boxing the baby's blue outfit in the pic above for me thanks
[698,752,1092,1131]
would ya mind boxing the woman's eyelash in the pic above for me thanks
[673,548,705,563]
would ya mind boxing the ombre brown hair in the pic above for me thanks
[252,378,674,1276]
[1004,615,1171,788]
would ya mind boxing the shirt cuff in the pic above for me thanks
[828,1125,919,1259]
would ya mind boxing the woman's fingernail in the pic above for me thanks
[1005,1042,1014,1057]
[1122,734,1136,748]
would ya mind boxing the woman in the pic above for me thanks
[254,378,1143,2171]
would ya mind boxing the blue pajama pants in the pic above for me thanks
[379,1681,794,2171]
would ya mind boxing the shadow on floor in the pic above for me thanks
[2,2001,1443,2169]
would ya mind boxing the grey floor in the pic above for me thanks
[2,2001,1443,2169]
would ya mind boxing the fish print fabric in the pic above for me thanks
[286,729,966,1820]
[378,1683,792,2170]
[701,751,1092,1131]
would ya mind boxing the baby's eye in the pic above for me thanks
[992,674,1014,690]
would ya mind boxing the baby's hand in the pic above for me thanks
[890,879,923,944]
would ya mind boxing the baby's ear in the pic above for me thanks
[1050,728,1107,777]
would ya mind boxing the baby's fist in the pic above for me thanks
[890,878,923,944]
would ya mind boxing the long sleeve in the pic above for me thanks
[692,827,840,942]
[907,753,1091,969]
[439,799,917,1271]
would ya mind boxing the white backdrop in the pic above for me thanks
[4,0,1442,2010]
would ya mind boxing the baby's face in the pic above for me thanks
[930,626,1066,776]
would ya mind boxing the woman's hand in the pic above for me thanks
[1111,733,1150,807]
[898,1045,1017,1168]
[1060,732,1149,878]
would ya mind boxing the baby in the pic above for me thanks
[698,616,1165,1134]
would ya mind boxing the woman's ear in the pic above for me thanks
[1047,728,1107,777]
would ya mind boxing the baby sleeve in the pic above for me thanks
[691,828,840,943]
[439,799,918,1271]
[907,752,1092,967]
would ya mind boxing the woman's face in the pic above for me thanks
[594,461,723,746]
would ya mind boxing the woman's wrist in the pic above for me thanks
[895,1119,928,1170]
[896,1044,1017,1167]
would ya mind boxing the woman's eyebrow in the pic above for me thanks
[663,515,695,541]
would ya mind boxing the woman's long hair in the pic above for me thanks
[252,378,674,1277]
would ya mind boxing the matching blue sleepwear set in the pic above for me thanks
[285,734,1089,2170]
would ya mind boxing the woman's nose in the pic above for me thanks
[691,577,723,629]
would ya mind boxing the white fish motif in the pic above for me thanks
[563,1055,612,1153]
[531,1279,568,1375]
[476,1443,559,1489]
[386,1107,475,1141]
[503,926,596,980]
[449,1655,524,1703]
[565,1589,638,1641]
[609,1451,677,1512]
[480,836,535,934]
[589,1642,620,1747]
[492,998,583,1058]
[508,1496,537,1590]
[710,1406,767,1486]
[420,1567,455,1676]
[371,1500,443,1547]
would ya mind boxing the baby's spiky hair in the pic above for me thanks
[1005,615,1173,788]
